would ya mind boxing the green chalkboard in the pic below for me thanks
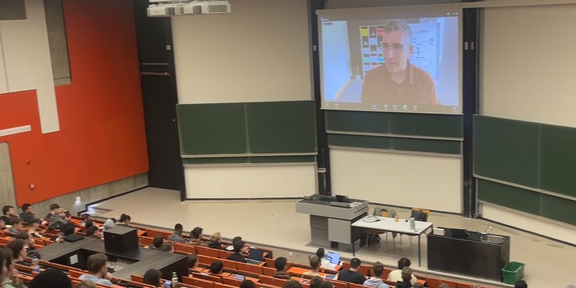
[390,113,463,139]
[327,134,460,155]
[473,116,540,188]
[177,101,317,160]
[477,179,541,215]
[325,111,390,134]
[540,124,576,198]
[328,134,392,150]
[246,101,317,154]
[325,110,463,139]
[177,103,247,155]
[393,138,461,155]
[541,194,576,226]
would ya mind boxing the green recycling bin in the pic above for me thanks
[502,261,525,284]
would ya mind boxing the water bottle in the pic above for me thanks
[171,272,178,288]
[32,256,40,273]
[409,217,416,230]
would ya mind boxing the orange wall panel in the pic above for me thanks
[0,0,148,205]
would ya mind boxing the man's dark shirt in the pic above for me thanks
[227,253,247,263]
[338,269,366,284]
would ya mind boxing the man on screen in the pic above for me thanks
[360,20,439,106]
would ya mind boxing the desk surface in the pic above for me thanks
[352,216,433,235]
[37,238,187,280]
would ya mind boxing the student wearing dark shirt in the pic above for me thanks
[19,204,36,223]
[1,205,17,225]
[273,257,291,280]
[45,204,60,222]
[227,240,247,263]
[336,258,366,284]
[206,232,224,249]
[148,236,164,250]
[86,226,102,239]
[209,261,224,275]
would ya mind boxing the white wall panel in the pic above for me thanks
[330,149,462,213]
[481,203,576,245]
[172,0,312,104]
[0,35,7,93]
[184,164,317,199]
[0,0,59,133]
[481,4,576,128]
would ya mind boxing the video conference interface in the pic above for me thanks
[319,8,461,114]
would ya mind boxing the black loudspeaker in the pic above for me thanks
[104,226,139,253]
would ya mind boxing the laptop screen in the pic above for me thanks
[248,249,265,261]
[326,252,340,265]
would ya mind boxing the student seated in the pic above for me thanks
[19,204,37,223]
[4,240,26,287]
[387,258,417,285]
[7,218,23,235]
[240,280,255,288]
[168,223,187,243]
[394,267,413,288]
[159,242,174,253]
[309,276,323,288]
[86,226,101,239]
[283,280,303,288]
[227,240,248,263]
[188,254,199,272]
[1,206,17,225]
[319,282,334,288]
[27,218,42,238]
[79,253,118,285]
[148,236,164,250]
[316,248,335,270]
[206,232,224,249]
[335,258,365,284]
[364,262,389,288]
[45,204,60,222]
[143,269,162,288]
[116,214,131,226]
[189,227,204,245]
[28,269,72,288]
[15,231,35,251]
[304,256,322,276]
[273,257,291,280]
[209,261,225,275]
[78,213,91,226]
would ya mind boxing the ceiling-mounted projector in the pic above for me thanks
[147,0,231,17]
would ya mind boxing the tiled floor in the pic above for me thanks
[90,187,575,288]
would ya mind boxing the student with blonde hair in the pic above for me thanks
[206,232,223,249]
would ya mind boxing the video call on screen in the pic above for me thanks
[319,8,461,114]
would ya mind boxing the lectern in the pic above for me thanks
[296,194,368,248]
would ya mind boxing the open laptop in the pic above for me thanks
[246,249,265,265]
[325,251,341,265]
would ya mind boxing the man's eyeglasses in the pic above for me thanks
[380,42,404,53]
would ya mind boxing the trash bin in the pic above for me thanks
[501,261,525,284]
